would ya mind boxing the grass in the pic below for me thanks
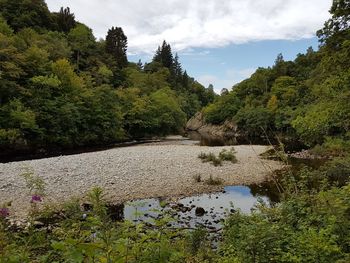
[198,147,237,166]
[205,175,223,185]
[219,148,238,163]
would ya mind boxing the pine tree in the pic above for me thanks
[105,27,128,69]
[152,40,174,69]
[182,71,189,89]
[56,7,76,33]
[173,53,183,88]
[173,53,182,77]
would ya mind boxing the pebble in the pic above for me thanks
[0,144,283,218]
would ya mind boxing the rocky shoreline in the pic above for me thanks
[0,143,283,218]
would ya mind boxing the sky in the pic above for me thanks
[46,0,332,93]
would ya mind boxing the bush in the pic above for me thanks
[219,148,238,163]
[311,137,350,157]
[220,165,350,262]
[198,152,222,166]
[198,148,238,166]
[205,175,224,185]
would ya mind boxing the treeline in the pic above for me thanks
[0,0,216,155]
[203,0,350,150]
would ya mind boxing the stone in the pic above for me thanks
[195,207,206,216]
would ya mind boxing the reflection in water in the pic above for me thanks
[112,185,272,232]
[186,131,236,146]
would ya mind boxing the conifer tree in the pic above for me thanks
[153,40,174,69]
[56,7,76,33]
[105,27,128,69]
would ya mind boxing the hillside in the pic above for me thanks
[0,0,216,157]
[202,1,350,153]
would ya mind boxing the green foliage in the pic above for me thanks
[311,136,350,157]
[20,168,45,196]
[0,187,213,262]
[205,175,223,185]
[219,148,238,163]
[68,24,95,70]
[220,161,350,263]
[105,26,128,69]
[201,3,350,147]
[0,1,213,155]
[198,152,222,166]
[0,16,13,36]
[235,106,274,137]
[203,92,241,124]
[0,0,55,32]
[55,7,76,33]
[198,148,237,166]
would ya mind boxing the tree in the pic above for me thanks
[55,7,76,33]
[317,0,350,48]
[0,17,13,36]
[153,40,174,69]
[105,27,128,69]
[273,53,288,76]
[0,0,55,32]
[173,53,183,87]
[68,24,95,70]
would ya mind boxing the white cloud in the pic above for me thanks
[46,0,332,54]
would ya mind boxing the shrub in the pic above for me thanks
[219,148,238,163]
[199,148,238,166]
[311,137,350,157]
[205,175,223,185]
[198,152,222,166]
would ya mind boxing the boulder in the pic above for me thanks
[186,112,239,139]
[186,112,205,131]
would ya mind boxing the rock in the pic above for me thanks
[186,112,205,131]
[195,207,206,216]
[186,112,239,140]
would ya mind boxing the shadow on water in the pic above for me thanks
[186,131,306,152]
[186,131,275,147]
[186,131,234,146]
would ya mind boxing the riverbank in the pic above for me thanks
[0,143,283,218]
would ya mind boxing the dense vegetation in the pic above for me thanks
[203,0,350,151]
[0,0,216,156]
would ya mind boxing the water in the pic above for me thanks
[186,131,235,146]
[108,155,326,232]
[186,131,306,151]
[109,185,272,232]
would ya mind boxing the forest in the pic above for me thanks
[203,0,350,153]
[0,0,216,156]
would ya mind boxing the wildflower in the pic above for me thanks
[0,208,9,218]
[31,194,42,203]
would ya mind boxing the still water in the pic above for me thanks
[109,185,273,233]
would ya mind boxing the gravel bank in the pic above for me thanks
[0,144,283,217]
